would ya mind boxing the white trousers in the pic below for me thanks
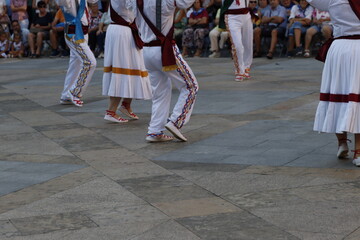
[61,35,96,100]
[143,45,199,134]
[209,28,229,52]
[225,14,253,75]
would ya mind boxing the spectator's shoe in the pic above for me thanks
[194,49,202,58]
[61,50,70,57]
[235,74,244,82]
[209,51,220,58]
[50,49,60,58]
[352,150,360,167]
[60,98,73,105]
[244,68,251,80]
[295,47,303,56]
[287,51,294,58]
[104,110,128,123]
[303,50,310,58]
[253,52,262,58]
[97,52,104,58]
[68,91,83,107]
[119,105,139,120]
[266,51,273,59]
[165,121,187,142]
[146,132,174,142]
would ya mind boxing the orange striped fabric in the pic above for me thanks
[103,66,148,77]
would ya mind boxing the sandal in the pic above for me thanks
[266,51,273,59]
[253,52,261,58]
[304,49,310,58]
[337,138,351,159]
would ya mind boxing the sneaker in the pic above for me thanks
[60,98,73,105]
[165,121,187,142]
[119,105,139,120]
[68,90,83,107]
[209,51,220,58]
[61,50,70,57]
[235,74,244,82]
[295,47,303,56]
[146,132,174,142]
[303,50,310,58]
[104,110,128,123]
[97,52,104,58]
[50,49,60,58]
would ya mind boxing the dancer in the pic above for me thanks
[311,0,360,166]
[136,0,199,142]
[220,0,255,81]
[102,0,152,123]
[56,0,97,107]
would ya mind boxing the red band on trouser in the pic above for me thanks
[320,93,360,102]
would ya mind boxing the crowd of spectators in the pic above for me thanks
[0,0,332,60]
[0,0,109,58]
[176,0,333,59]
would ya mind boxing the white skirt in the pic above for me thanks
[314,39,360,133]
[102,24,152,99]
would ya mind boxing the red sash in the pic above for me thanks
[137,0,177,71]
[225,8,259,21]
[109,3,143,49]
[349,0,360,21]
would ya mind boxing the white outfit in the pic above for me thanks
[137,0,199,134]
[56,0,97,100]
[223,0,253,75]
[102,0,152,99]
[310,0,360,133]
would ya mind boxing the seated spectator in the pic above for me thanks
[9,31,23,57]
[88,2,102,56]
[182,0,209,57]
[254,0,286,58]
[11,0,29,29]
[49,7,67,57]
[11,19,29,51]
[286,0,313,57]
[174,8,187,50]
[257,0,269,19]
[28,0,52,58]
[280,0,294,19]
[0,31,9,57]
[208,7,228,58]
[0,0,10,34]
[96,3,110,59]
[249,0,261,29]
[303,8,332,58]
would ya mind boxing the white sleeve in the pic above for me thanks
[307,0,330,12]
[289,5,296,19]
[174,0,195,10]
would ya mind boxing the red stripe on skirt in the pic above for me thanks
[320,93,360,102]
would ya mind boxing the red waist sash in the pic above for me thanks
[316,35,360,62]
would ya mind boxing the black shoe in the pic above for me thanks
[50,49,60,58]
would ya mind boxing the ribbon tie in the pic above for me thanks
[62,0,86,43]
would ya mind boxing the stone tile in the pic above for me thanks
[32,123,83,132]
[0,220,20,238]
[0,177,145,220]
[10,212,97,235]
[178,211,299,240]
[152,160,249,172]
[250,202,360,234]
[131,220,201,240]
[153,197,241,218]
[10,110,73,126]
[41,128,96,139]
[85,205,169,227]
[344,227,360,240]
[0,167,102,215]
[0,99,40,112]
[0,153,85,165]
[0,161,85,196]
[288,230,344,240]
[118,175,214,203]
[0,95,26,102]
[0,116,35,135]
[0,132,72,156]
[285,153,341,168]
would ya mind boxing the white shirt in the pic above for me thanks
[137,0,195,43]
[110,0,135,23]
[55,0,98,26]
[307,0,360,37]
[289,4,313,20]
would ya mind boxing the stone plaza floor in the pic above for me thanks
[1,56,360,240]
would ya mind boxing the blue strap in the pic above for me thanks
[62,0,86,42]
